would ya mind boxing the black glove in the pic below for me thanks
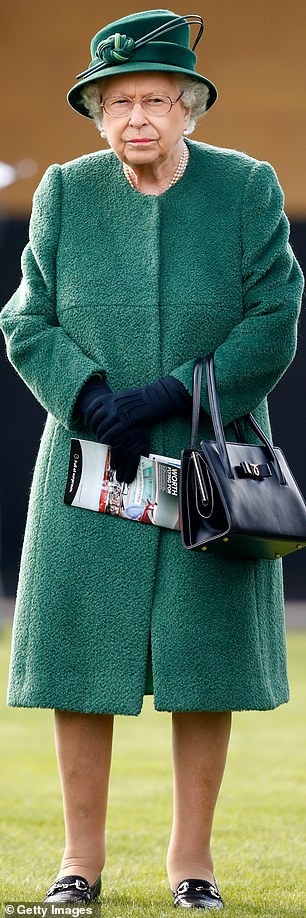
[75,375,112,421]
[87,376,191,444]
[75,376,150,484]
[110,426,150,484]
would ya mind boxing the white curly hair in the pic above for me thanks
[80,74,210,137]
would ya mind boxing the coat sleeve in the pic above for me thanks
[169,160,304,425]
[0,164,107,429]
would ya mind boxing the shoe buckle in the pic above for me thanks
[209,885,219,897]
[177,881,189,894]
[54,879,87,892]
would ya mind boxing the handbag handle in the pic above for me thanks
[191,354,287,485]
[191,358,243,454]
[190,357,204,450]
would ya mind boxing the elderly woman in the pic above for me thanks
[0,8,304,911]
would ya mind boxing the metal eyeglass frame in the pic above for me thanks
[100,91,184,116]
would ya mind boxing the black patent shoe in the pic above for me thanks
[43,873,101,904]
[173,877,224,910]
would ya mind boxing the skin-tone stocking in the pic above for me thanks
[53,710,114,887]
[52,708,230,892]
[166,710,232,891]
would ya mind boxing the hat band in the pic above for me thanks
[80,41,197,80]
[76,14,203,81]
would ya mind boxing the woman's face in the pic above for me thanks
[100,71,191,166]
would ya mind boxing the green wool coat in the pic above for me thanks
[0,138,304,716]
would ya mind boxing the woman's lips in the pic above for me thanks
[126,139,156,144]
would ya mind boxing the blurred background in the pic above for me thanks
[0,0,305,606]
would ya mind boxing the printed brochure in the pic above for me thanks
[64,438,181,530]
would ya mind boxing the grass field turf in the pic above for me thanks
[0,623,305,916]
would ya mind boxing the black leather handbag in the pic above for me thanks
[179,354,306,560]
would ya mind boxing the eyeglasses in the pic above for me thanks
[100,91,184,117]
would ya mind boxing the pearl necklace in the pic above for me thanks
[123,142,189,193]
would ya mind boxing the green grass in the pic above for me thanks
[0,623,305,916]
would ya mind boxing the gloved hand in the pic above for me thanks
[87,376,191,444]
[75,375,150,484]
[110,426,150,483]
[75,375,112,422]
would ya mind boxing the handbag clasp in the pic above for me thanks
[192,451,209,505]
[240,460,272,480]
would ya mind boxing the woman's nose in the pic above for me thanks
[128,102,150,128]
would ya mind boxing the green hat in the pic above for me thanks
[67,9,218,118]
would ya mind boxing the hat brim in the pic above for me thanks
[67,62,218,118]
